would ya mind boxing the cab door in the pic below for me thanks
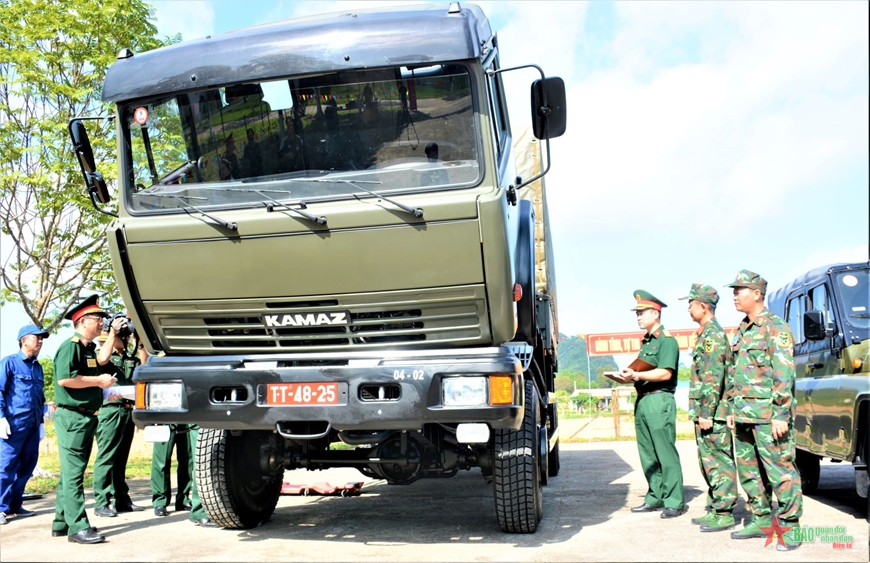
[804,282,845,456]
[788,292,819,451]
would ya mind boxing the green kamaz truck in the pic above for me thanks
[69,3,566,533]
[768,262,870,518]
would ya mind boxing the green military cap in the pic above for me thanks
[630,289,667,311]
[725,269,768,293]
[678,283,719,305]
[64,294,109,323]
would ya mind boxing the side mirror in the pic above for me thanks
[68,119,110,204]
[531,77,567,140]
[804,310,829,341]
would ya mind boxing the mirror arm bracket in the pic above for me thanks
[85,171,118,218]
[485,64,553,191]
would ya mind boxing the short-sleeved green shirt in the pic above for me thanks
[100,351,139,405]
[634,325,679,394]
[53,332,102,411]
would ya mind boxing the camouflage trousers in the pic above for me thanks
[734,422,803,522]
[694,421,737,513]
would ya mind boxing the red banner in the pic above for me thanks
[583,327,738,356]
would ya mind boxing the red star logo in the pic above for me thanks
[760,517,793,548]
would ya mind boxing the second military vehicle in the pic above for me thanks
[768,261,870,518]
[69,3,565,533]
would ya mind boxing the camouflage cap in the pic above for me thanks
[630,289,667,311]
[725,269,768,293]
[678,283,719,305]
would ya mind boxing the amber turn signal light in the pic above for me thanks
[513,283,523,302]
[489,375,513,405]
[853,358,864,370]
[135,382,147,410]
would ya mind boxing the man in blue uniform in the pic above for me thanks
[0,324,49,525]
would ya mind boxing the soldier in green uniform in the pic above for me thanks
[50,295,117,544]
[150,424,193,517]
[186,425,217,527]
[725,270,802,551]
[618,290,685,518]
[680,284,737,532]
[92,319,148,518]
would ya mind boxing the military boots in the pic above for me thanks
[730,515,772,539]
[700,512,735,532]
[691,511,714,525]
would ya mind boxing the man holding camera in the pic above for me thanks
[92,314,148,517]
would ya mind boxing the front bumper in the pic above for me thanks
[132,347,524,432]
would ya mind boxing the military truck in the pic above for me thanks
[768,262,870,516]
[68,3,566,533]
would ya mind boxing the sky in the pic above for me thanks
[1,0,868,361]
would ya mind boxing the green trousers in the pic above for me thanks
[635,392,684,509]
[694,421,737,513]
[93,404,135,509]
[735,422,802,522]
[150,424,193,508]
[187,425,208,521]
[52,408,98,536]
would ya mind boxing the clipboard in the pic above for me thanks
[626,358,655,372]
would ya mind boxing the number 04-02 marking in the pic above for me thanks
[393,369,425,381]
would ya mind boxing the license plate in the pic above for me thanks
[266,382,339,405]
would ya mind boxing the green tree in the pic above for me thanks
[41,356,54,403]
[0,0,164,331]
[678,366,691,381]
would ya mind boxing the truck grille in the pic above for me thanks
[144,285,489,353]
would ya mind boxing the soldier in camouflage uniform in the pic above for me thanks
[680,284,737,532]
[725,270,802,551]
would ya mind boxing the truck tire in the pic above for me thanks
[197,429,283,529]
[493,379,543,533]
[548,405,560,478]
[795,449,820,495]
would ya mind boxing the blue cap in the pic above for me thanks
[18,324,49,341]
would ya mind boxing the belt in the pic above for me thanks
[638,389,674,398]
[101,402,134,410]
[57,404,98,417]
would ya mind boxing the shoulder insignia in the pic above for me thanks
[704,337,714,354]
[70,336,80,343]
[777,331,790,348]
[662,329,671,337]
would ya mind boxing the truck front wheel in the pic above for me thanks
[795,449,820,495]
[196,429,283,529]
[493,379,543,533]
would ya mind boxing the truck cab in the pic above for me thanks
[69,3,565,533]
[768,262,870,514]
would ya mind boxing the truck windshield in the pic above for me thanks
[121,64,480,212]
[835,269,870,329]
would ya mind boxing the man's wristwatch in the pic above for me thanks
[137,344,145,350]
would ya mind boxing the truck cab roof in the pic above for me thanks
[769,261,870,316]
[102,3,493,103]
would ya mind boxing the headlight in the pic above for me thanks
[442,376,487,406]
[147,382,184,410]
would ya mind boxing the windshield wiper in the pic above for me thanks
[219,187,327,225]
[132,192,238,231]
[849,313,870,318]
[298,178,424,219]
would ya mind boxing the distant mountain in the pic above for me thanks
[557,334,618,374]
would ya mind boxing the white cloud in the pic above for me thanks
[151,0,216,42]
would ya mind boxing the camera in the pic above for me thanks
[103,314,135,339]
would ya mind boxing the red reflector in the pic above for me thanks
[513,283,523,302]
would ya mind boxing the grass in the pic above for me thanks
[26,420,179,495]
